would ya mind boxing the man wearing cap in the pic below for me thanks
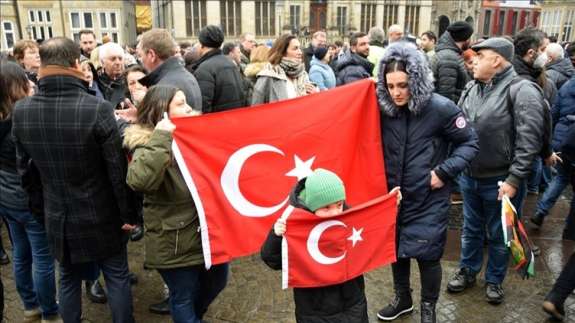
[431,21,474,103]
[447,38,546,305]
[188,25,248,113]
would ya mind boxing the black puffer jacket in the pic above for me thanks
[260,179,368,323]
[546,58,575,90]
[189,49,248,113]
[378,42,479,261]
[96,72,126,108]
[432,32,470,103]
[335,51,374,86]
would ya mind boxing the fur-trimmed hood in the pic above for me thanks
[123,124,154,151]
[376,42,434,117]
[244,62,268,78]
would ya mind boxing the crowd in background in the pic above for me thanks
[0,20,575,323]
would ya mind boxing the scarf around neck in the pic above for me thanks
[279,57,304,78]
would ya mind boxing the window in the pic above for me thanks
[28,10,53,41]
[498,10,505,35]
[70,12,95,41]
[255,1,276,36]
[336,6,348,36]
[360,3,376,33]
[99,12,120,43]
[220,0,241,36]
[404,0,421,35]
[563,10,574,42]
[290,5,301,32]
[511,10,518,34]
[383,1,399,30]
[483,10,492,36]
[185,0,207,36]
[2,21,16,48]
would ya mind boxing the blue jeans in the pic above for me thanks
[0,205,58,318]
[158,263,229,323]
[528,157,547,193]
[59,246,134,323]
[536,162,572,217]
[459,175,526,285]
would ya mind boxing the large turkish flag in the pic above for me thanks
[282,192,398,289]
[171,80,387,268]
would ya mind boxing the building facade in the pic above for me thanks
[0,0,137,50]
[538,0,575,42]
[431,0,481,38]
[478,0,541,38]
[165,0,434,43]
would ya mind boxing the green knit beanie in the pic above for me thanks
[298,168,346,212]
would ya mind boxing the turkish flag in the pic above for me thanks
[171,79,387,268]
[282,192,398,289]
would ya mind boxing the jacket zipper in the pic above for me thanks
[174,230,179,255]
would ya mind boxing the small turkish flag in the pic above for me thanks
[282,192,398,289]
[171,80,387,268]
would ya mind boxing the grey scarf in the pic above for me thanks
[279,57,305,78]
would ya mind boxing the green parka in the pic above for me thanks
[124,125,203,269]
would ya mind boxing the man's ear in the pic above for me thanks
[73,59,82,72]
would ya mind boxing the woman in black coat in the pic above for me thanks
[375,42,479,323]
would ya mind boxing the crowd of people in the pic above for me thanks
[0,20,574,323]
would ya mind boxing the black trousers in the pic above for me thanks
[548,251,575,306]
[392,258,442,303]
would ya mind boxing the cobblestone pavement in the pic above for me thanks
[2,192,574,323]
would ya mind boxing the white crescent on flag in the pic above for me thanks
[307,220,347,265]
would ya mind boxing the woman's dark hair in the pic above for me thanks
[136,85,179,128]
[0,61,30,120]
[384,59,407,75]
[268,34,297,65]
[123,65,147,98]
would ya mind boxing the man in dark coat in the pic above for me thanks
[137,29,203,111]
[96,42,126,108]
[189,26,248,113]
[11,37,137,322]
[448,38,546,305]
[545,42,575,90]
[335,32,374,86]
[431,21,473,103]
[239,32,256,72]
[303,31,327,72]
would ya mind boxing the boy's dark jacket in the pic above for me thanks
[260,178,368,323]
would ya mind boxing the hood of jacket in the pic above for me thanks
[123,124,154,151]
[512,55,542,82]
[310,56,331,70]
[244,62,267,78]
[256,63,289,81]
[547,58,575,78]
[377,42,434,117]
[435,32,461,54]
[336,50,374,74]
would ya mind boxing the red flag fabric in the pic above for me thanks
[171,79,388,268]
[281,192,398,289]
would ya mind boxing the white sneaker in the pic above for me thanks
[23,308,41,322]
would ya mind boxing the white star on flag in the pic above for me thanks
[285,155,315,180]
[348,227,364,247]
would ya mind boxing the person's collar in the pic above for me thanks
[38,65,86,81]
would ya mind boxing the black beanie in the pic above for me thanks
[198,25,224,48]
[447,21,474,42]
[314,46,328,60]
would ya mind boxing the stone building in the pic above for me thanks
[431,0,481,38]
[0,0,137,50]
[538,0,575,42]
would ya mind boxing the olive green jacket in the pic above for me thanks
[125,125,203,269]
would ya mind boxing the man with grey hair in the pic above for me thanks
[546,42,575,89]
[239,32,256,71]
[387,25,404,44]
[97,42,127,107]
[368,26,386,77]
[303,30,327,72]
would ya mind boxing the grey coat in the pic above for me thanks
[458,65,546,188]
[546,58,575,90]
[251,63,309,105]
[432,32,470,103]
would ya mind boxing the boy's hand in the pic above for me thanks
[390,186,402,206]
[274,218,286,237]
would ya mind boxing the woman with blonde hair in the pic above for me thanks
[244,45,270,86]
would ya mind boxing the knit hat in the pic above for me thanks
[471,37,514,62]
[198,25,225,48]
[298,168,346,212]
[314,46,329,60]
[447,21,474,42]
